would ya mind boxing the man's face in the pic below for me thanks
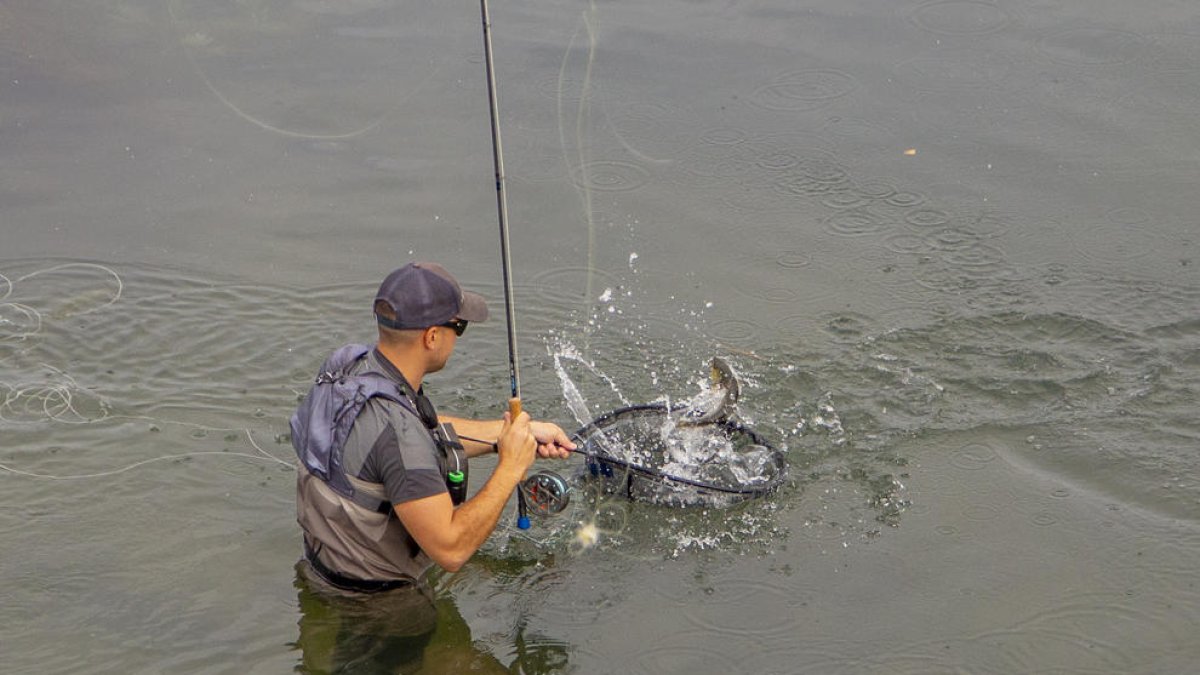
[427,323,460,373]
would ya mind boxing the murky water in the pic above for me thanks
[3,0,1198,673]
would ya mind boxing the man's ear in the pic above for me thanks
[421,326,440,350]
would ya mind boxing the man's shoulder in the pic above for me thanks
[356,394,423,436]
[344,391,436,475]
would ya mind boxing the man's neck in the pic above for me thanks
[375,342,425,391]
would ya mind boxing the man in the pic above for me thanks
[293,261,574,597]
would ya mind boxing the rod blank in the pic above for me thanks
[479,0,521,403]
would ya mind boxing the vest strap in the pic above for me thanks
[345,474,392,514]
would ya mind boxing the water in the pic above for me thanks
[3,0,1199,673]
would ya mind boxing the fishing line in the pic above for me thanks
[0,303,41,344]
[0,364,111,424]
[14,263,124,315]
[0,263,123,349]
[556,2,600,314]
[0,429,293,480]
[165,0,445,141]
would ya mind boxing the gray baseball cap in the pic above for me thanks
[374,262,488,329]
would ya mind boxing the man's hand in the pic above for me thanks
[496,411,538,476]
[530,421,576,459]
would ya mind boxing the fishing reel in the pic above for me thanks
[516,469,571,529]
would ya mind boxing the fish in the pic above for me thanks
[675,356,741,426]
[569,355,786,508]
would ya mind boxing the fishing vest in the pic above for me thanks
[291,343,468,586]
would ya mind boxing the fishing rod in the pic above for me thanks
[478,0,532,529]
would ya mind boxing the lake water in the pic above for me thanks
[2,1,1198,673]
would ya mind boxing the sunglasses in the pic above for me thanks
[440,319,468,336]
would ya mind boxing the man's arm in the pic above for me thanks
[396,411,536,572]
[442,414,577,459]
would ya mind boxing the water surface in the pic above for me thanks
[2,0,1198,673]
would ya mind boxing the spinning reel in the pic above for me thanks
[516,469,571,529]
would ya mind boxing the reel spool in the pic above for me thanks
[519,469,571,517]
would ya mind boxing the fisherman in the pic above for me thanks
[292,261,575,664]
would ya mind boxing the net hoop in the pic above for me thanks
[570,403,788,505]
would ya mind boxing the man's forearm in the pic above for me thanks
[395,460,524,572]
[441,415,504,457]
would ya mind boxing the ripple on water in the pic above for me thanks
[748,69,860,112]
[755,149,804,173]
[503,133,570,182]
[906,0,1014,36]
[922,227,984,252]
[821,208,893,238]
[604,100,700,163]
[615,641,742,675]
[1029,510,1059,527]
[515,567,622,630]
[820,189,872,210]
[699,126,753,146]
[1040,274,1200,332]
[903,208,953,229]
[533,73,589,103]
[909,247,1021,293]
[1066,211,1162,265]
[953,210,1016,239]
[770,150,852,197]
[881,233,929,255]
[885,190,927,209]
[949,442,998,471]
[673,140,774,187]
[984,592,1181,672]
[681,578,806,638]
[819,311,880,344]
[569,159,652,193]
[730,276,804,306]
[530,266,623,307]
[855,178,900,200]
[774,249,813,269]
[702,318,763,346]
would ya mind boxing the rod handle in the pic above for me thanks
[510,396,530,529]
[517,489,530,530]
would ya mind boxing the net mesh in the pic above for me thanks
[570,403,787,507]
